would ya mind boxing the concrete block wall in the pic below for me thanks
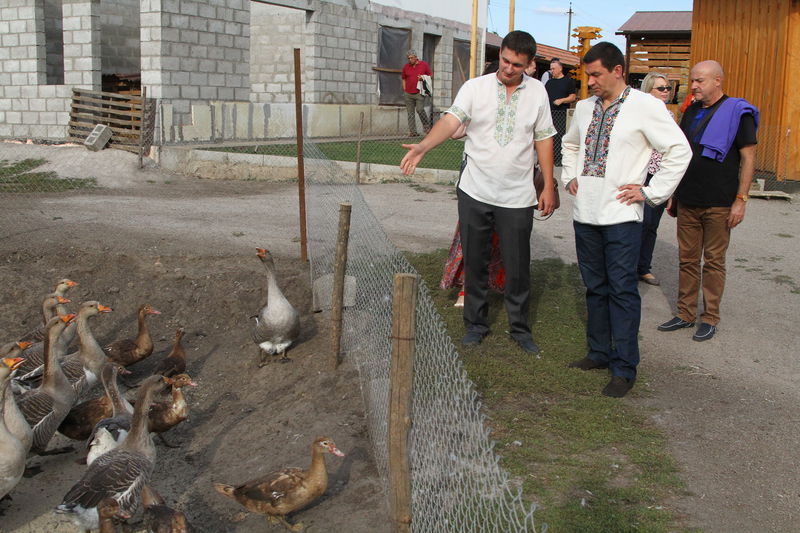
[100,0,140,75]
[62,0,101,88]
[1,0,47,86]
[141,0,251,125]
[0,84,73,139]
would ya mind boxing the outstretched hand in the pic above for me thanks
[400,144,426,176]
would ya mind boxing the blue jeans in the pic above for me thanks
[637,174,666,276]
[574,221,642,380]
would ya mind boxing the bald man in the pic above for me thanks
[658,60,759,342]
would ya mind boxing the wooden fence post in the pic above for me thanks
[355,111,364,184]
[330,202,352,370]
[388,273,418,533]
[138,86,147,169]
[294,47,308,262]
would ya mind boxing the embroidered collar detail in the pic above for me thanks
[494,77,526,147]
[582,86,631,177]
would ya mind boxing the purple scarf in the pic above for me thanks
[699,97,759,162]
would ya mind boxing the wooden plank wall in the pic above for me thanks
[68,89,152,154]
[629,37,691,102]
[692,0,799,181]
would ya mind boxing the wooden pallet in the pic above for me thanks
[68,88,154,155]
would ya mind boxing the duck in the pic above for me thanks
[56,374,168,531]
[142,484,194,532]
[16,314,78,455]
[214,436,345,532]
[147,373,196,448]
[252,248,301,366]
[17,278,78,344]
[0,358,26,500]
[151,327,187,378]
[97,497,131,533]
[58,362,131,442]
[104,304,161,367]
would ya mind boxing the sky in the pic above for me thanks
[486,0,694,54]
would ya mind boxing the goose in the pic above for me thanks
[86,365,137,463]
[0,358,26,500]
[104,304,161,367]
[56,374,168,531]
[252,248,300,365]
[147,373,196,448]
[142,484,194,532]
[58,362,131,442]
[214,436,345,532]
[13,290,78,379]
[3,355,33,453]
[151,327,187,378]
[17,278,77,344]
[16,314,78,455]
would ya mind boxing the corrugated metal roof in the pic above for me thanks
[485,32,579,65]
[617,11,692,34]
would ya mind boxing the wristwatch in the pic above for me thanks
[736,194,749,202]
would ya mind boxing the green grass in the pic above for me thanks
[0,158,96,192]
[406,251,698,533]
[210,138,465,171]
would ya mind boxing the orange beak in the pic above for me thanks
[256,247,267,257]
[3,357,24,371]
[98,304,113,313]
[61,313,77,324]
[16,341,32,350]
[163,376,174,385]
[66,280,78,287]
[57,296,71,304]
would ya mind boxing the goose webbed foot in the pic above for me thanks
[258,349,271,368]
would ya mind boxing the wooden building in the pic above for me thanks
[692,0,800,182]
[617,11,692,103]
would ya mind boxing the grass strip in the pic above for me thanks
[210,138,466,171]
[406,251,699,533]
[0,159,96,192]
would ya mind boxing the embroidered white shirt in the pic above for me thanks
[446,73,556,208]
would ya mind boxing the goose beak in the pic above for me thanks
[64,280,78,288]
[61,313,77,324]
[163,376,174,385]
[57,296,71,304]
[256,247,267,257]
[97,304,113,313]
[3,357,24,370]
[16,341,32,350]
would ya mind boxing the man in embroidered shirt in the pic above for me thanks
[401,50,432,137]
[561,42,691,398]
[657,60,758,342]
[400,30,557,355]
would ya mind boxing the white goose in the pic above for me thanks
[252,247,301,366]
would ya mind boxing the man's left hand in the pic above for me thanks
[727,199,746,228]
[616,184,645,205]
[537,187,556,217]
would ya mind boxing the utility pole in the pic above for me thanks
[566,2,574,50]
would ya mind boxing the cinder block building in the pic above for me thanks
[0,0,490,143]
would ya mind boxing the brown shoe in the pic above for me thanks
[602,376,635,398]
[568,356,608,371]
[639,273,660,286]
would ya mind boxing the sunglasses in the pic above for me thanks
[654,86,671,92]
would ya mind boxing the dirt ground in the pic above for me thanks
[1,144,799,532]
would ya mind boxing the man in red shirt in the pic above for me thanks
[401,50,432,137]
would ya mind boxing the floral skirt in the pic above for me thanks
[440,222,505,293]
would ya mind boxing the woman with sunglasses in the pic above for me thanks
[637,72,674,286]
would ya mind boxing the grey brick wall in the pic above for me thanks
[1,0,46,86]
[250,2,307,104]
[100,0,140,76]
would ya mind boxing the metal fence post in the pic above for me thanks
[388,273,418,533]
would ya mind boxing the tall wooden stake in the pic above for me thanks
[355,111,364,184]
[388,273,418,533]
[294,48,308,262]
[469,0,478,79]
[330,202,352,370]
[509,0,515,31]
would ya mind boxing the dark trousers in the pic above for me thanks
[574,221,642,380]
[458,189,534,340]
[637,174,666,276]
[551,108,567,166]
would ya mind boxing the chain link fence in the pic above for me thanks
[302,136,543,532]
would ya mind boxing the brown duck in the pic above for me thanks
[148,373,196,447]
[142,484,194,532]
[152,327,187,378]
[58,362,131,442]
[104,304,161,366]
[214,436,345,531]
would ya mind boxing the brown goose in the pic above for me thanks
[104,304,161,367]
[151,327,187,378]
[56,374,167,531]
[252,248,300,365]
[147,373,196,447]
[17,278,77,344]
[58,362,131,442]
[142,484,194,532]
[214,436,345,532]
[0,358,26,500]
[16,314,77,455]
[14,290,77,378]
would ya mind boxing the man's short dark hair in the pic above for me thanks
[550,58,561,64]
[500,30,537,61]
[582,41,625,73]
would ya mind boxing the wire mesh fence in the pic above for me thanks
[302,137,543,532]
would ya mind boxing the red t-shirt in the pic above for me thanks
[401,60,432,94]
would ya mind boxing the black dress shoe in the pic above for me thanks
[512,337,541,355]
[692,322,717,341]
[462,330,486,346]
[568,356,608,370]
[602,376,635,398]
[657,316,695,332]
